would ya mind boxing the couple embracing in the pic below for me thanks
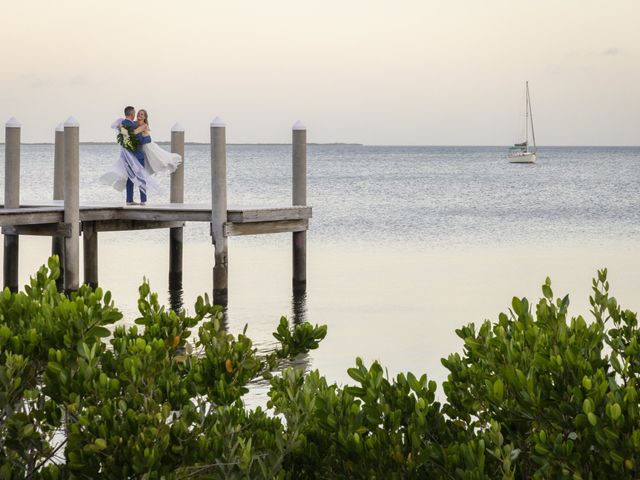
[101,106,182,205]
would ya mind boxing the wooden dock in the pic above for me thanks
[2,117,310,306]
[0,203,311,236]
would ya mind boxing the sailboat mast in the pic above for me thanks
[527,82,536,152]
[524,81,529,145]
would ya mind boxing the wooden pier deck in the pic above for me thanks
[0,202,312,236]
[2,116,310,305]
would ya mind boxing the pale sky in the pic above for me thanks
[2,0,639,145]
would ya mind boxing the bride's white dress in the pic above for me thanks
[143,141,182,176]
[100,119,182,197]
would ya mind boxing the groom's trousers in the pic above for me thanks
[126,155,147,203]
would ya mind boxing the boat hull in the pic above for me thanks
[508,152,536,164]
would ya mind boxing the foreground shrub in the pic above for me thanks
[1,258,639,478]
[0,257,326,479]
[441,270,640,478]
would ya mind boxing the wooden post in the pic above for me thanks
[211,117,228,306]
[63,117,80,293]
[82,221,98,288]
[3,117,21,292]
[169,123,185,290]
[292,120,307,294]
[52,122,65,289]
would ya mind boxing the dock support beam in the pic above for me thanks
[292,121,307,294]
[52,123,65,290]
[83,221,98,288]
[63,117,80,293]
[3,117,21,292]
[211,117,228,306]
[169,124,185,290]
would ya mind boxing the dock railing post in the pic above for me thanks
[169,123,185,290]
[52,122,65,289]
[292,120,307,294]
[63,117,80,293]
[210,117,228,306]
[3,117,21,292]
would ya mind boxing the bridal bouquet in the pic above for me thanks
[116,124,140,153]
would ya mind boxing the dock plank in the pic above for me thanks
[2,223,72,237]
[224,219,309,236]
[0,203,311,234]
[92,220,185,233]
[0,207,64,226]
[227,206,312,223]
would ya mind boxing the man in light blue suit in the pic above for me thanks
[122,106,147,205]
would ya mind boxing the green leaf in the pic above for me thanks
[77,341,90,359]
[91,326,111,338]
[493,379,504,401]
[610,403,621,421]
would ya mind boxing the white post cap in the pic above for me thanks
[171,122,185,132]
[64,116,79,127]
[292,120,306,130]
[56,122,65,132]
[211,117,226,127]
[5,117,21,128]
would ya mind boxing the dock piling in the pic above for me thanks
[3,117,21,292]
[82,221,98,288]
[169,123,185,290]
[292,121,307,293]
[52,122,65,289]
[211,117,228,306]
[63,117,80,293]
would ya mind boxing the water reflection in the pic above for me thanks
[289,291,311,375]
[291,291,307,325]
[168,278,229,330]
[168,276,184,313]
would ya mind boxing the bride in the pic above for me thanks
[135,109,182,176]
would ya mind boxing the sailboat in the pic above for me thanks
[508,81,537,163]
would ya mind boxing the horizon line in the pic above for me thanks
[1,142,639,148]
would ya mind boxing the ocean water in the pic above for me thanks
[1,144,639,398]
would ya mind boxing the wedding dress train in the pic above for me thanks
[143,141,182,176]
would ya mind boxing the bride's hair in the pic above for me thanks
[139,109,149,127]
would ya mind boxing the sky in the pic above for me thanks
[1,0,639,145]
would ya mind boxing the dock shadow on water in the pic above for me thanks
[291,291,308,325]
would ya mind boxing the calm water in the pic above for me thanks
[1,144,640,397]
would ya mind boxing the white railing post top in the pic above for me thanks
[5,117,21,128]
[56,122,65,132]
[292,120,306,130]
[211,117,226,128]
[171,122,185,132]
[64,116,79,127]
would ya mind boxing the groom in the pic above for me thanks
[122,106,147,205]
